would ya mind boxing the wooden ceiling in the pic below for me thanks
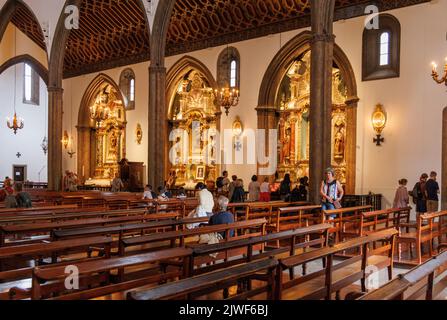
[10,0,430,78]
[10,2,46,51]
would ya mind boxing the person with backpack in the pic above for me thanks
[413,173,428,217]
[426,171,440,213]
[320,168,344,212]
[15,183,32,208]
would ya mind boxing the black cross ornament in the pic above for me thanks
[16,152,22,158]
[373,134,384,146]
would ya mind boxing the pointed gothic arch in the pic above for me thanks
[257,30,359,193]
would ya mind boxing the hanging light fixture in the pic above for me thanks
[6,26,24,134]
[90,87,111,124]
[41,88,48,154]
[214,45,239,116]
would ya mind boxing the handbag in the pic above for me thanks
[333,200,342,209]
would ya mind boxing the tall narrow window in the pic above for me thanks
[379,32,390,66]
[119,68,136,109]
[362,14,400,81]
[23,63,40,105]
[230,60,237,88]
[217,47,240,91]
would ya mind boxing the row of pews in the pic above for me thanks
[0,193,446,300]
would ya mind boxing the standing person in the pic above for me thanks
[393,179,410,209]
[259,177,271,202]
[111,173,124,192]
[15,183,32,208]
[230,179,245,203]
[66,172,78,192]
[279,174,291,201]
[228,175,238,201]
[425,171,440,213]
[413,173,428,217]
[222,171,231,194]
[320,168,344,212]
[248,175,261,202]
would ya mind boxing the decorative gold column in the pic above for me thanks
[148,66,168,188]
[309,0,336,204]
[47,87,63,191]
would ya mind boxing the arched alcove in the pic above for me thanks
[165,55,220,188]
[77,74,127,183]
[257,31,359,193]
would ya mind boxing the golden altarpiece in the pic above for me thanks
[168,71,219,189]
[276,52,348,184]
[85,85,126,186]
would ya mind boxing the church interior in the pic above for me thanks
[0,0,446,301]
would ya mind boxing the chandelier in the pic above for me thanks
[431,59,447,86]
[215,87,239,116]
[7,26,24,135]
[90,88,111,123]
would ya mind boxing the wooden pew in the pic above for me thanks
[128,258,278,301]
[0,236,113,300]
[360,249,447,300]
[322,206,372,244]
[239,201,311,222]
[119,219,267,256]
[0,205,78,216]
[31,247,193,300]
[396,210,447,265]
[189,224,331,277]
[276,228,397,300]
[359,207,412,237]
[0,214,157,247]
[268,205,322,234]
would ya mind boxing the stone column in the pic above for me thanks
[442,107,447,210]
[47,87,64,191]
[148,66,167,189]
[256,106,277,182]
[309,0,336,204]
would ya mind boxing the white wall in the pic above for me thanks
[0,63,48,182]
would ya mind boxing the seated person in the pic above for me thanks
[177,187,187,199]
[157,186,170,200]
[142,185,157,200]
[187,183,215,229]
[209,196,235,239]
[4,185,17,209]
[290,178,308,202]
[15,183,32,208]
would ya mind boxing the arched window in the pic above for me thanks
[119,68,136,109]
[362,14,400,81]
[23,63,40,105]
[217,47,240,91]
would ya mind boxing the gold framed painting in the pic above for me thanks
[196,165,205,181]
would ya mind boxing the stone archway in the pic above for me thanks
[165,55,220,187]
[77,74,127,183]
[0,54,48,85]
[257,30,359,193]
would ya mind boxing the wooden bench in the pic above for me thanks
[322,206,372,244]
[240,201,311,222]
[31,247,193,300]
[189,224,331,277]
[268,205,322,234]
[0,236,113,300]
[128,258,278,300]
[359,207,411,237]
[276,228,397,300]
[119,219,268,256]
[360,249,447,300]
[396,210,447,265]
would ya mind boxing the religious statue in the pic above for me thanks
[282,127,292,165]
[334,126,345,161]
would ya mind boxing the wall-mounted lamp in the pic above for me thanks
[232,117,243,151]
[371,104,387,146]
[62,130,70,149]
